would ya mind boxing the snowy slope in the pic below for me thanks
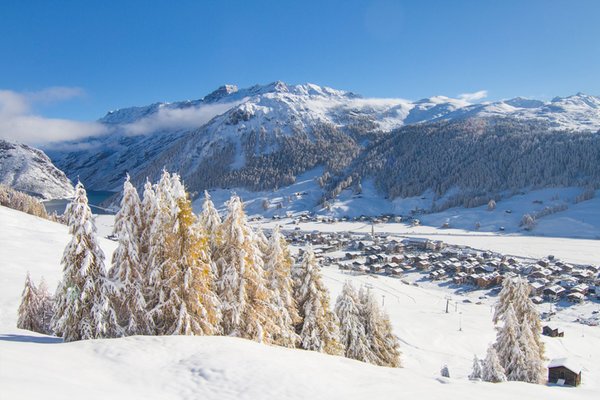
[0,140,74,199]
[1,205,599,399]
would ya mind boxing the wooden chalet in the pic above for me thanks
[548,358,581,386]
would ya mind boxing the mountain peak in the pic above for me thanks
[204,84,239,103]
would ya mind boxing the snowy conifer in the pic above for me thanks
[36,278,54,335]
[494,304,525,381]
[335,281,373,363]
[294,247,343,355]
[359,287,401,367]
[264,226,300,347]
[146,170,183,330]
[17,272,40,332]
[109,174,152,336]
[52,182,119,341]
[153,194,221,335]
[468,355,482,380]
[482,346,507,382]
[199,190,221,254]
[519,323,545,383]
[214,195,277,342]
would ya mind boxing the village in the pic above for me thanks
[281,226,600,317]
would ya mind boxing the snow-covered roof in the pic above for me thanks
[548,358,581,373]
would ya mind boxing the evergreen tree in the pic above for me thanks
[294,247,343,355]
[359,287,401,367]
[214,195,277,342]
[52,182,119,341]
[109,174,152,336]
[468,355,482,380]
[153,194,221,335]
[482,346,507,382]
[140,178,157,275]
[146,170,183,331]
[519,323,545,384]
[264,226,300,347]
[494,304,524,381]
[17,272,40,332]
[36,278,54,335]
[335,281,373,362]
[199,190,222,255]
[512,277,545,359]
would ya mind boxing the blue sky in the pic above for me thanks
[0,0,599,122]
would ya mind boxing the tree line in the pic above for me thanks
[17,171,401,368]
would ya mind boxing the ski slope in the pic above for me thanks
[0,205,598,399]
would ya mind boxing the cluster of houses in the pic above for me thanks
[284,229,600,306]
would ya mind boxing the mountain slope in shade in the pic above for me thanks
[0,140,74,199]
[46,83,600,199]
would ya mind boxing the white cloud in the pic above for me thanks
[458,90,488,102]
[121,100,245,136]
[0,88,108,145]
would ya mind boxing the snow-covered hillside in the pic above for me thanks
[0,140,74,199]
[1,205,598,399]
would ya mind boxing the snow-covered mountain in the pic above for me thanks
[46,82,600,203]
[0,140,74,199]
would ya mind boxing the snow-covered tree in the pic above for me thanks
[468,355,482,380]
[199,190,222,255]
[17,272,40,332]
[140,178,157,274]
[294,247,343,355]
[482,345,507,382]
[359,287,401,367]
[264,226,300,347]
[153,194,221,335]
[335,281,372,363]
[35,278,54,335]
[146,171,184,331]
[487,199,496,211]
[519,323,545,384]
[52,182,119,341]
[494,304,526,381]
[492,277,545,383]
[254,227,269,257]
[109,174,152,336]
[214,195,277,342]
[520,213,536,231]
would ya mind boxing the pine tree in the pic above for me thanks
[335,281,373,363]
[140,178,157,274]
[512,277,545,360]
[468,355,482,380]
[294,247,343,355]
[153,194,221,335]
[492,278,516,324]
[254,227,270,257]
[359,287,401,367]
[482,345,507,382]
[519,323,545,384]
[214,195,277,342]
[199,190,222,255]
[146,170,183,331]
[494,304,524,381]
[17,272,40,332]
[492,276,545,384]
[264,226,300,347]
[109,174,152,336]
[52,182,119,341]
